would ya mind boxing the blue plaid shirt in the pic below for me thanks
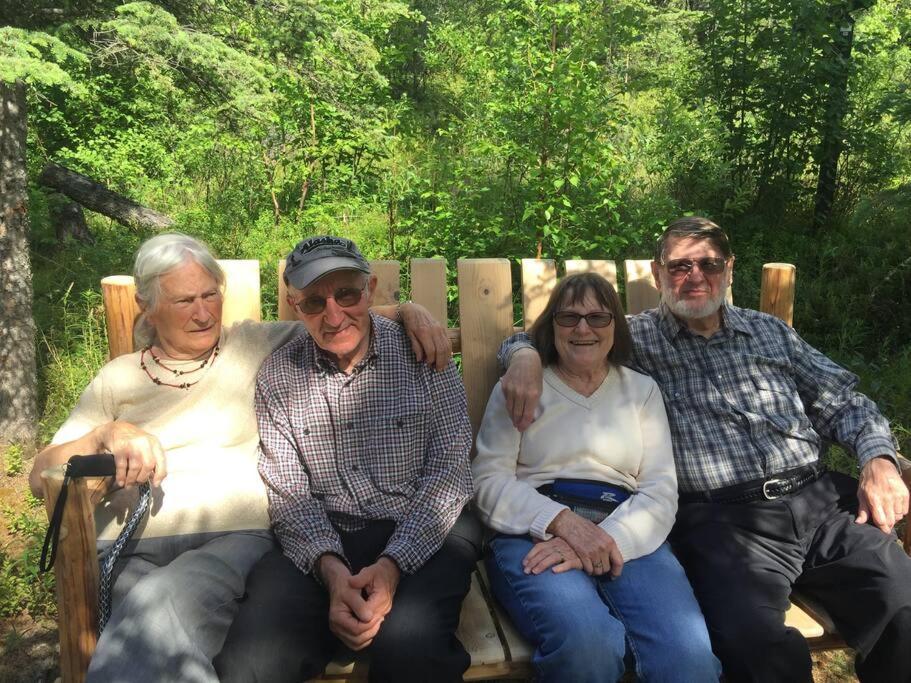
[500,303,896,493]
[257,313,473,574]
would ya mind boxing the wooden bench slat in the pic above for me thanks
[564,259,617,288]
[220,259,262,325]
[475,563,533,666]
[369,260,401,307]
[459,572,510,667]
[784,600,826,639]
[277,258,295,321]
[521,259,557,330]
[457,258,514,438]
[623,259,659,314]
[410,258,448,325]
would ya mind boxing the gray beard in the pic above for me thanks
[662,281,729,320]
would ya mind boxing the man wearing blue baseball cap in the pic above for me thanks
[217,235,479,682]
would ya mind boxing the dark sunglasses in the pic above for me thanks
[292,282,367,314]
[663,257,727,277]
[553,311,615,328]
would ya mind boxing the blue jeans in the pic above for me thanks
[487,536,721,683]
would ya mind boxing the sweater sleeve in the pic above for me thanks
[599,378,678,561]
[472,381,568,538]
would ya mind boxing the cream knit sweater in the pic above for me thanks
[52,320,302,541]
[473,365,677,561]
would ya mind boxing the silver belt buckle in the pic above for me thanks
[762,478,787,500]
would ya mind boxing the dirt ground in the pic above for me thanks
[0,464,860,682]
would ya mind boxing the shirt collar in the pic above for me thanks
[656,301,752,341]
[312,312,380,375]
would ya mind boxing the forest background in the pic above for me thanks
[1,0,910,679]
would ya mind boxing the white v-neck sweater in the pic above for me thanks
[473,365,677,561]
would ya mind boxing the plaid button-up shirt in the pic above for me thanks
[257,313,472,575]
[500,303,896,493]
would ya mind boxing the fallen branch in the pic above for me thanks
[38,163,174,231]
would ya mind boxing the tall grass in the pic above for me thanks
[37,287,109,444]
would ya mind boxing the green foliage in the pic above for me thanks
[0,27,87,89]
[0,493,56,619]
[4,445,24,477]
[11,0,911,453]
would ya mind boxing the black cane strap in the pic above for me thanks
[40,454,116,573]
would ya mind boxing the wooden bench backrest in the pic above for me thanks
[100,257,797,438]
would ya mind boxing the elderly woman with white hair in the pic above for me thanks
[28,232,449,683]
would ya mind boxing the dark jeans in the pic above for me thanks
[214,511,481,683]
[671,471,911,683]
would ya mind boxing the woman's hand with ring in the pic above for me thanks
[547,509,624,577]
[522,537,582,575]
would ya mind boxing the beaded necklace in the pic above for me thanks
[140,343,220,390]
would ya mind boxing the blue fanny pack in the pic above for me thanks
[537,479,632,524]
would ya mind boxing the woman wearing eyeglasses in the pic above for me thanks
[472,273,720,683]
[28,232,450,683]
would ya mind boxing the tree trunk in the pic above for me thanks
[812,9,857,230]
[38,162,174,231]
[0,79,38,446]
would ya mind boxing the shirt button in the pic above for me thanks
[352,463,360,471]
[347,421,354,429]
[396,419,404,428]
[303,428,310,436]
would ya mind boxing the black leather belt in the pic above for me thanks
[679,463,825,505]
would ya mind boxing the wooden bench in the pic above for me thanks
[42,256,911,682]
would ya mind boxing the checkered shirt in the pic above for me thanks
[499,303,896,493]
[257,313,472,575]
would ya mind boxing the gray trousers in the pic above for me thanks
[86,529,274,683]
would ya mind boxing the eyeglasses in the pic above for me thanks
[292,282,367,314]
[553,311,615,328]
[663,257,727,278]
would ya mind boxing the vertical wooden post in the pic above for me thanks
[101,276,139,359]
[41,467,106,683]
[521,259,556,330]
[411,258,448,325]
[370,260,401,307]
[457,259,513,439]
[760,263,796,327]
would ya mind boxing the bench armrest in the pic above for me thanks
[41,465,108,683]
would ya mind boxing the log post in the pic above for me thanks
[760,263,796,327]
[41,467,107,683]
[101,276,139,359]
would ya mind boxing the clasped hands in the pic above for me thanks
[319,554,401,651]
[524,509,624,578]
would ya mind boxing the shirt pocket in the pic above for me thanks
[367,411,429,493]
[750,376,812,435]
[296,422,346,497]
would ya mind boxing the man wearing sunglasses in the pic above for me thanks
[498,217,911,683]
[217,235,478,682]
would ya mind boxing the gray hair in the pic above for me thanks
[133,233,224,346]
[654,216,733,263]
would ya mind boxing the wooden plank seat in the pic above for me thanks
[42,256,910,682]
